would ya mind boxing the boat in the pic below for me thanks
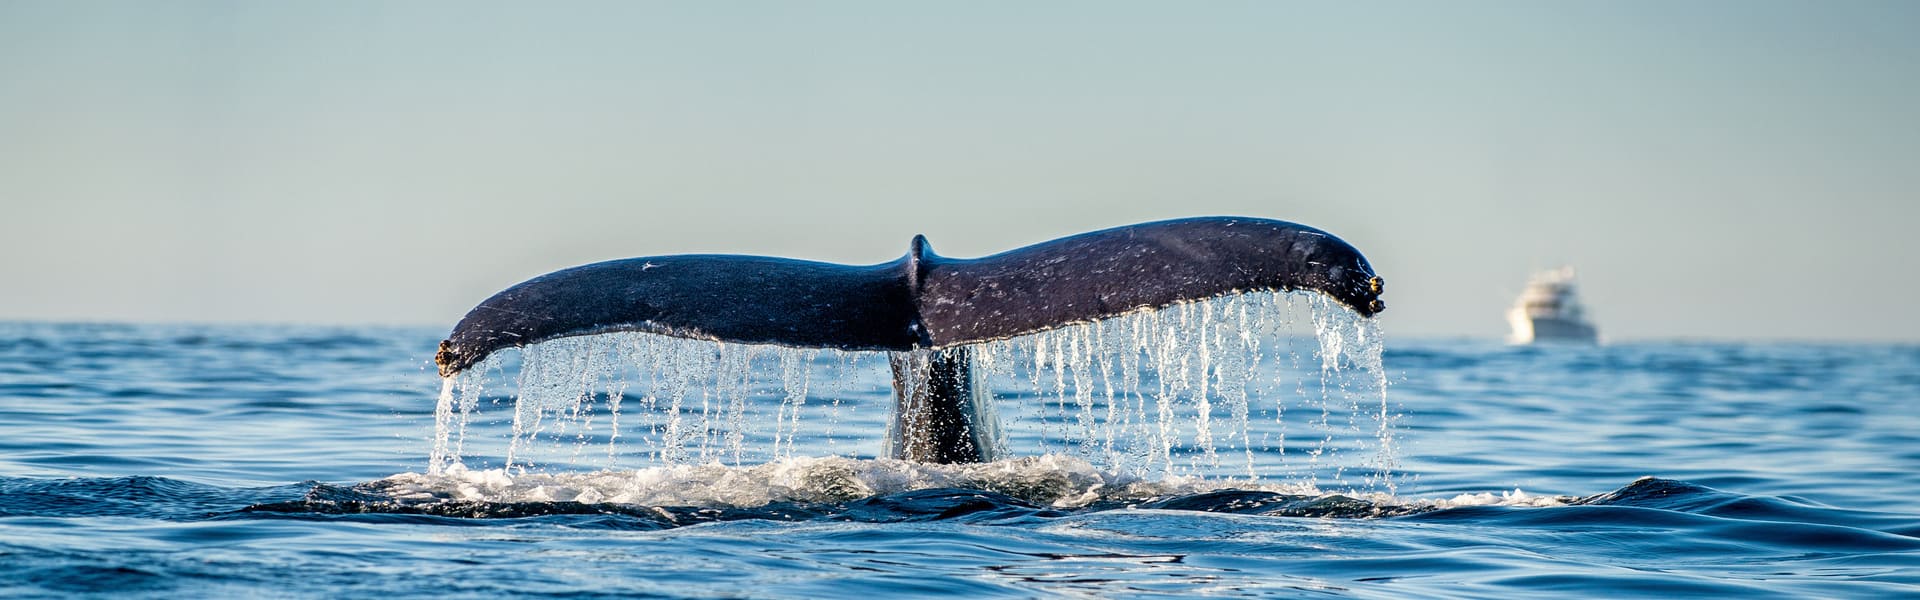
[1507,267,1598,344]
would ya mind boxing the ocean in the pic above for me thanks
[2,307,1917,598]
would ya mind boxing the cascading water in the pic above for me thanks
[428,290,1395,496]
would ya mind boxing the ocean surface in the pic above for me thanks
[3,309,1918,598]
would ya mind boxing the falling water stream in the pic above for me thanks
[423,291,1393,507]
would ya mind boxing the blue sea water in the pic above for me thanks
[2,318,1918,598]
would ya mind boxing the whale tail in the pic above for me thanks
[434,216,1384,463]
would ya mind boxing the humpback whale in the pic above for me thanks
[435,216,1384,464]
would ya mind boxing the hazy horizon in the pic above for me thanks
[4,2,1917,342]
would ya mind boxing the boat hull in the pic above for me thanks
[1509,313,1598,344]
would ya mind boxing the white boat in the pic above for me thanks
[1507,267,1598,344]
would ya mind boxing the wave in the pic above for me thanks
[241,454,1573,525]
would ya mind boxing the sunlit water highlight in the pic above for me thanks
[2,316,1917,597]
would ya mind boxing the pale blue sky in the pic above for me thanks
[3,1,1916,340]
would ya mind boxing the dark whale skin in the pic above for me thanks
[436,216,1383,377]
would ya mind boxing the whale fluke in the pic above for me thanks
[436,216,1381,377]
[434,216,1384,464]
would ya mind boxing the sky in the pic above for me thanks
[2,1,1916,341]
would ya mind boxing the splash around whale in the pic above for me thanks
[435,216,1385,465]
